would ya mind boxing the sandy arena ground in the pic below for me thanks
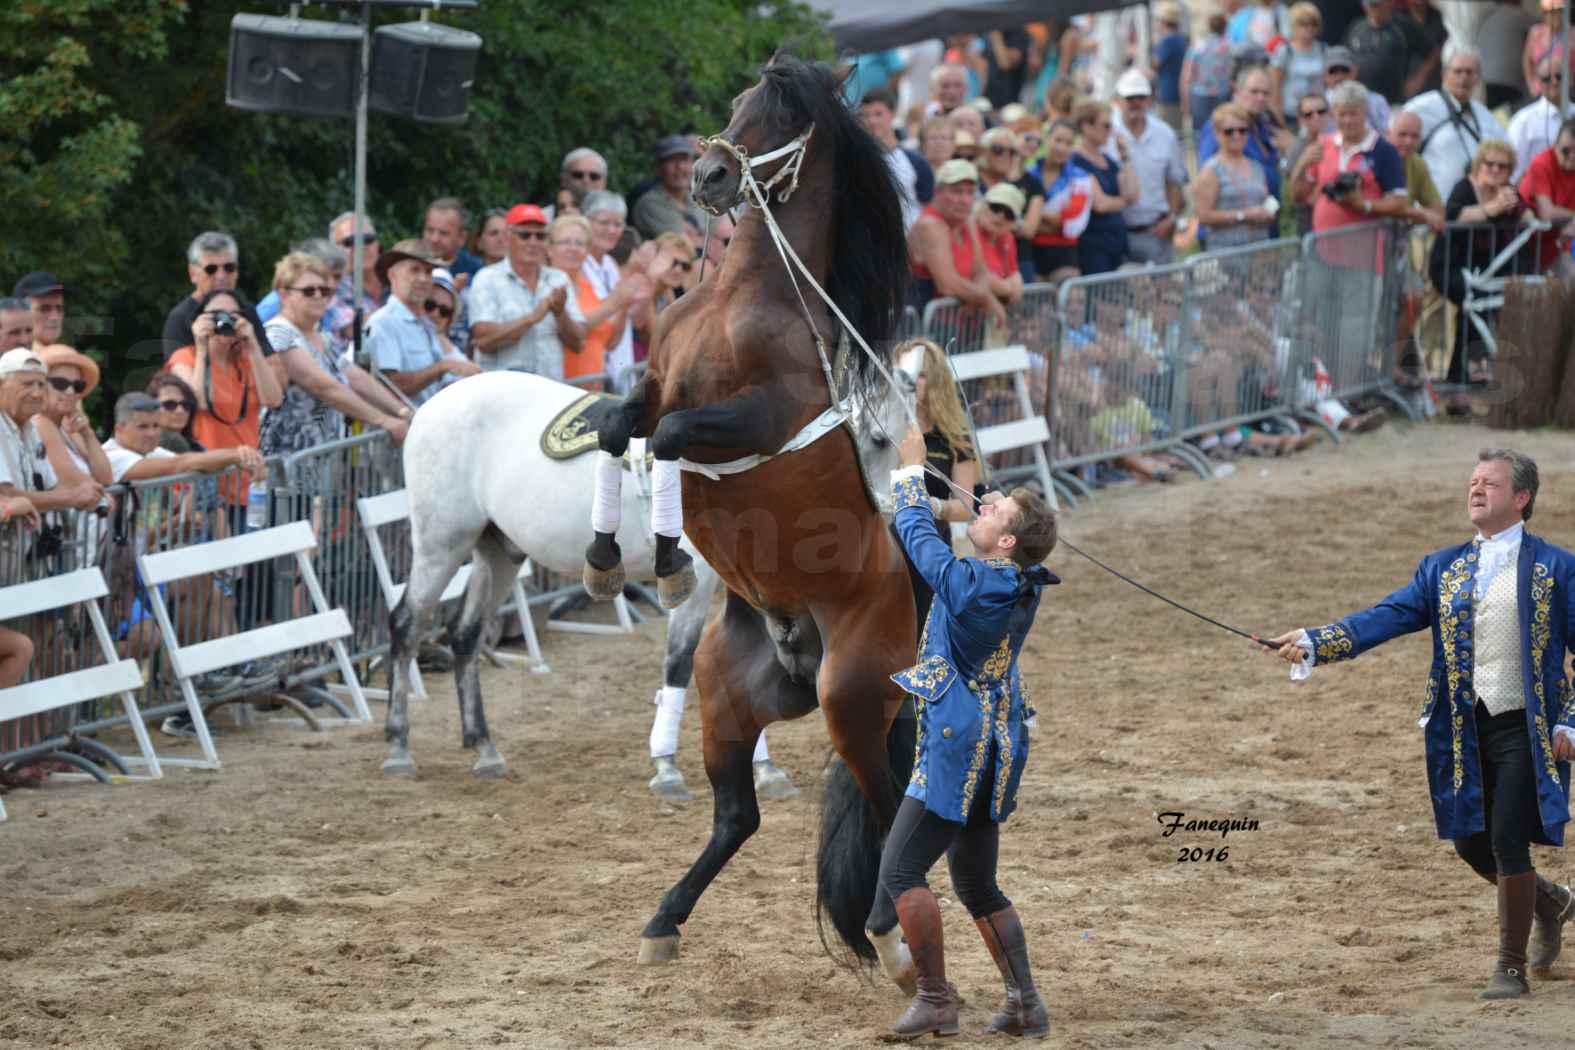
[4,421,1575,1050]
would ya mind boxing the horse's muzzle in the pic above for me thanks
[691,153,740,215]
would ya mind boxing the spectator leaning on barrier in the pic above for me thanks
[974,185,1028,315]
[632,135,706,242]
[1405,46,1506,212]
[1518,119,1575,274]
[908,159,1009,328]
[0,349,103,515]
[256,238,347,328]
[12,272,65,350]
[32,345,111,489]
[423,197,484,281]
[0,298,36,352]
[103,392,267,486]
[1110,69,1187,265]
[365,239,479,405]
[861,88,934,232]
[162,233,273,361]
[469,204,586,380]
[1070,100,1139,276]
[326,211,387,346]
[1508,62,1575,184]
[1199,65,1288,201]
[1196,101,1279,248]
[1323,47,1393,143]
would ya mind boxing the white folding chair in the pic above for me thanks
[357,489,548,701]
[137,520,371,769]
[949,344,1059,512]
[0,568,159,821]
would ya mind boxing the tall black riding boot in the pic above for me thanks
[975,906,1050,1038]
[1530,874,1574,976]
[1480,871,1535,999]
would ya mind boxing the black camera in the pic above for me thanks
[211,310,237,337]
[1320,171,1362,201]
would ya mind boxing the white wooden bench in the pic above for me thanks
[357,489,548,701]
[138,520,371,769]
[0,568,159,821]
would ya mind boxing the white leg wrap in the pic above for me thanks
[649,458,683,538]
[591,452,623,536]
[867,924,916,987]
[649,686,686,758]
[752,731,770,764]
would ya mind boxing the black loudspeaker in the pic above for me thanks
[369,21,481,125]
[226,14,362,119]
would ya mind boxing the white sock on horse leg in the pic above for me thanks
[649,686,686,758]
[752,732,770,764]
[650,459,683,538]
[591,452,623,535]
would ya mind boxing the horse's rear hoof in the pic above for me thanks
[583,560,626,601]
[473,757,508,779]
[656,563,698,610]
[753,760,800,801]
[638,934,681,965]
[382,756,418,778]
[649,765,694,803]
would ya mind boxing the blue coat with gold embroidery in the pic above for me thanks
[1308,533,1575,845]
[888,471,1053,824]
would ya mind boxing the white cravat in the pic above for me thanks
[1473,520,1522,601]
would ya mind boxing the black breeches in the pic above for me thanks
[1453,702,1543,878]
[877,746,1012,920]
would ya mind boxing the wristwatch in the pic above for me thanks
[1234,210,1245,223]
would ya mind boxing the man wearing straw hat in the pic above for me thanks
[1265,449,1575,1000]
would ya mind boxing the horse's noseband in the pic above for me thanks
[695,125,814,215]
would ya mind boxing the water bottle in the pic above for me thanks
[246,480,268,533]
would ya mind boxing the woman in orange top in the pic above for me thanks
[165,288,284,504]
[548,214,640,387]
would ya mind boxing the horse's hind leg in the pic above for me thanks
[451,527,523,778]
[647,558,720,802]
[386,546,467,777]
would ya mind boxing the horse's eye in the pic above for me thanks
[872,434,890,449]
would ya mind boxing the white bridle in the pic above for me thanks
[695,124,815,214]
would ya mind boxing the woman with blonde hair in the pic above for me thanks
[549,213,644,387]
[1194,102,1275,248]
[893,338,980,629]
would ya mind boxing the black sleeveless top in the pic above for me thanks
[924,429,974,500]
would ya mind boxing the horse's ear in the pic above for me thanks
[832,61,854,91]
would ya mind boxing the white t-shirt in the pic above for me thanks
[102,437,177,484]
[0,413,55,492]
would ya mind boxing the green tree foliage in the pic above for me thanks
[0,0,828,403]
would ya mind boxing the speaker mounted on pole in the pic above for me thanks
[369,21,482,125]
[226,14,363,119]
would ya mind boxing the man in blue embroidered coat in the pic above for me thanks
[866,424,1058,1042]
[1267,449,1575,1001]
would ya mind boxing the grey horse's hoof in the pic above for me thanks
[753,760,800,800]
[382,755,418,778]
[649,762,694,803]
[638,934,681,965]
[473,757,509,779]
[583,560,626,602]
[656,562,698,610]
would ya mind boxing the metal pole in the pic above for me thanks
[1564,0,1570,118]
[353,1,371,373]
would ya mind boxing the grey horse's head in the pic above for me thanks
[848,353,919,515]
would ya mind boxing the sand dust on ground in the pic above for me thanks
[3,421,1575,1050]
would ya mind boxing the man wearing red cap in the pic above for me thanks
[469,204,585,380]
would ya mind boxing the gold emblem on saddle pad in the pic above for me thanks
[540,392,653,471]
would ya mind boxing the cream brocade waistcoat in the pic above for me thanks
[1473,564,1526,716]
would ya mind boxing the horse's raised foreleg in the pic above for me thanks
[585,377,651,600]
[640,590,818,963]
[450,529,524,778]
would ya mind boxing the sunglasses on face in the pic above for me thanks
[160,399,195,413]
[201,262,239,276]
[988,144,1018,157]
[339,232,379,247]
[567,169,605,182]
[987,203,1017,220]
[1220,126,1249,136]
[1327,65,1351,76]
[513,229,549,241]
[1481,159,1511,171]
[47,376,87,395]
[288,284,334,298]
[672,258,694,273]
[423,299,454,319]
[1301,105,1329,118]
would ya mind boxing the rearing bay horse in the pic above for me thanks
[584,54,919,977]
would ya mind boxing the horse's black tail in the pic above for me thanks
[814,698,916,966]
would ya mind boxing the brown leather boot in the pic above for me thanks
[1480,871,1536,999]
[881,888,960,1042]
[975,907,1050,1038]
[1530,875,1574,976]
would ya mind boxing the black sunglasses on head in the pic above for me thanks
[47,376,87,395]
[201,262,239,276]
[423,299,454,319]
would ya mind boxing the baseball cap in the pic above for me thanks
[504,203,549,226]
[0,347,45,379]
[983,183,1027,221]
[1116,69,1153,99]
[936,159,980,186]
[12,272,63,299]
[1324,46,1356,73]
[652,134,698,161]
[431,268,458,297]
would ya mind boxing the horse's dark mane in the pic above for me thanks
[751,54,908,395]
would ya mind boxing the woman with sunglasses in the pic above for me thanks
[978,128,1046,282]
[648,233,696,317]
[1288,93,1332,236]
[1194,102,1276,249]
[973,185,1027,314]
[166,287,284,511]
[1069,99,1138,275]
[423,269,479,382]
[32,345,111,490]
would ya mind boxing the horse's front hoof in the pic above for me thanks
[382,754,418,778]
[753,760,800,801]
[473,754,508,779]
[583,560,626,601]
[656,563,698,610]
[638,934,681,965]
[649,762,694,803]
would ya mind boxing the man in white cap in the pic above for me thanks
[1110,68,1187,265]
[0,348,104,514]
